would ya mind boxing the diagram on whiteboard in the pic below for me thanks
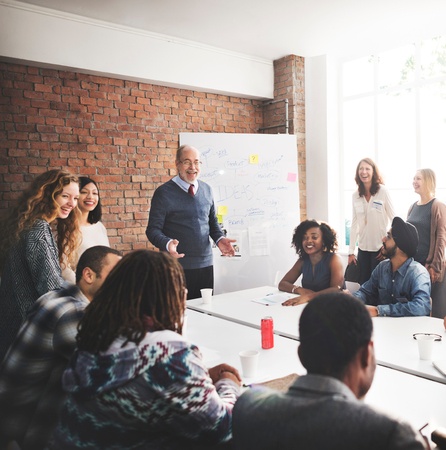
[180,132,300,293]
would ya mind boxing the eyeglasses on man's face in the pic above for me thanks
[179,159,202,168]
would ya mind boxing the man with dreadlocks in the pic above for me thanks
[50,250,241,450]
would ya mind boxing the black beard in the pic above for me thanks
[384,245,397,259]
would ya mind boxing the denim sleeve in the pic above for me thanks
[377,269,431,317]
[353,266,381,305]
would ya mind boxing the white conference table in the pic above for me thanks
[188,286,446,385]
[186,308,446,436]
[187,286,305,339]
[372,316,446,384]
[186,309,305,385]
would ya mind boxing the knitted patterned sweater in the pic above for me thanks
[50,330,240,449]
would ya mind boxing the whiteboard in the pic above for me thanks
[180,133,300,294]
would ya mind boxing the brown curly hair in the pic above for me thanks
[0,169,81,272]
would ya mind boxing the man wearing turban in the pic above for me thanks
[354,217,431,316]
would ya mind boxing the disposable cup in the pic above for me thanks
[201,288,213,304]
[415,334,436,360]
[239,350,259,378]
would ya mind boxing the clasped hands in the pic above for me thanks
[208,363,242,386]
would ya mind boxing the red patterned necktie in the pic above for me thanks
[188,184,195,197]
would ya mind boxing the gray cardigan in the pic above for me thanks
[408,198,446,282]
[146,179,223,270]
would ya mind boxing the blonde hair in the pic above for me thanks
[416,168,436,196]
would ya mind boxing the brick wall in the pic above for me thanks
[263,55,306,218]
[0,60,306,253]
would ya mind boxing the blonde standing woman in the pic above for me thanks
[407,168,446,318]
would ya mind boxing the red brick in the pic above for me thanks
[0,59,304,251]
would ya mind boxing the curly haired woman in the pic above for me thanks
[278,219,344,306]
[0,169,80,361]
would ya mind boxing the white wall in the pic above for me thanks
[305,55,341,238]
[0,0,274,100]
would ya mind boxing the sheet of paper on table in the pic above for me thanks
[251,292,295,306]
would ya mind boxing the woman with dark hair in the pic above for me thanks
[408,168,446,318]
[278,219,344,306]
[51,250,241,449]
[62,176,109,282]
[0,169,80,361]
[348,158,395,284]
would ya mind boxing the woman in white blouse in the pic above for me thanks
[77,177,110,255]
[62,177,110,282]
[348,158,395,285]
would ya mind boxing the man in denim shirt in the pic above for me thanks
[354,217,431,317]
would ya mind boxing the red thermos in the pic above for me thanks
[261,316,274,349]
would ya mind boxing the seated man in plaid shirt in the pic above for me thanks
[0,245,121,450]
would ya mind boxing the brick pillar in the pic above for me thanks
[261,55,306,220]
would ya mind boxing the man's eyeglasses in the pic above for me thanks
[180,159,202,168]
[385,232,393,240]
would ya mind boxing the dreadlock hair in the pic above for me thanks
[76,250,186,353]
[0,169,81,272]
[355,158,384,197]
[79,176,103,224]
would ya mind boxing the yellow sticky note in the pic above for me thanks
[217,214,224,223]
[249,154,259,164]
[218,205,228,216]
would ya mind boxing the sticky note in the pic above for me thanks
[217,214,224,223]
[249,154,259,164]
[217,205,228,216]
[287,172,297,182]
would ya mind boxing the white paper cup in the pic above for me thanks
[415,334,436,360]
[239,350,259,378]
[200,288,213,304]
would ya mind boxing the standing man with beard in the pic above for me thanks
[146,144,235,300]
[354,217,431,316]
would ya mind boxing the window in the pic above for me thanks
[341,36,446,249]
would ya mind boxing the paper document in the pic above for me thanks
[251,292,295,306]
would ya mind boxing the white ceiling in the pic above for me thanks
[15,0,446,59]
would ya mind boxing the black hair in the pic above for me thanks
[79,177,102,224]
[76,250,186,353]
[298,292,373,378]
[75,245,121,283]
[291,219,338,259]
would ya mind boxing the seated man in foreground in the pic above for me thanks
[354,216,431,316]
[232,292,427,450]
[0,246,122,450]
